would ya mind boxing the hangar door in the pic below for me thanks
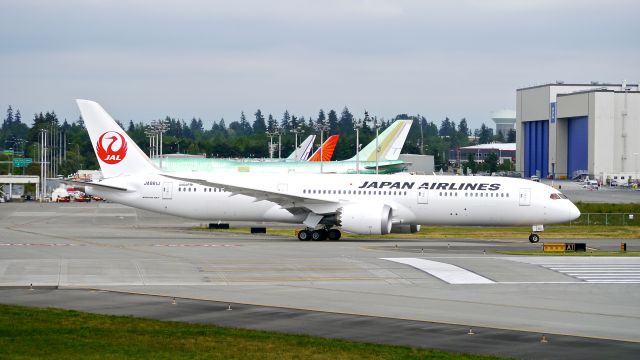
[567,116,588,179]
[523,120,549,178]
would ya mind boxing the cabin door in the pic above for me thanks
[417,189,429,204]
[162,182,173,200]
[519,188,530,206]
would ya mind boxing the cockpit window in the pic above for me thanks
[550,193,568,200]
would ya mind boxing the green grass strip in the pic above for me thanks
[194,225,640,239]
[0,304,504,360]
[495,251,640,256]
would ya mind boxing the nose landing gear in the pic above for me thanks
[528,233,540,243]
[529,225,543,243]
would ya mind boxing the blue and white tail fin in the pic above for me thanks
[76,99,158,178]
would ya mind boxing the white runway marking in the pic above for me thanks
[540,263,640,283]
[382,258,494,284]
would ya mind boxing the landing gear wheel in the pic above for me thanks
[311,230,327,241]
[327,229,342,240]
[529,233,540,243]
[298,230,311,241]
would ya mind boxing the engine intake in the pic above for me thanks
[338,203,392,235]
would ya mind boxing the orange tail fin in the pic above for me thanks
[308,134,339,162]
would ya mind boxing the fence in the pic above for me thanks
[568,213,639,226]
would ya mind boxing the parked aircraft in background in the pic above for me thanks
[152,120,412,174]
[74,100,580,242]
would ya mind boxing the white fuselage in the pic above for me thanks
[87,173,580,228]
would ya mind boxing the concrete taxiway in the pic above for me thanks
[1,202,639,358]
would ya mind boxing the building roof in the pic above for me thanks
[516,82,638,91]
[460,143,515,151]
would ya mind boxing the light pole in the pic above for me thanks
[266,126,279,159]
[314,122,329,173]
[277,126,283,159]
[634,153,639,182]
[39,129,47,202]
[372,116,380,174]
[290,125,303,161]
[145,128,156,158]
[354,111,370,174]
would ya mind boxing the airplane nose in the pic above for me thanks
[569,203,581,221]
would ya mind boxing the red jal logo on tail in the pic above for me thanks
[96,131,128,164]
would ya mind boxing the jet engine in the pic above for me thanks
[338,203,392,235]
[390,224,421,233]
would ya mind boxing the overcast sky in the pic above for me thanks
[1,0,639,130]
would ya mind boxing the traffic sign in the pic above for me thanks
[13,158,32,167]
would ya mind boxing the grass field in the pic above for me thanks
[0,304,503,360]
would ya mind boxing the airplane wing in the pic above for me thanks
[161,174,340,216]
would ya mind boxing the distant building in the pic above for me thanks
[449,143,515,166]
[516,82,640,180]
[491,109,516,137]
[398,154,434,174]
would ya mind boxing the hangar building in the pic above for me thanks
[516,82,640,181]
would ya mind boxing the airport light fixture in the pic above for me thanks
[266,126,279,159]
[148,120,169,168]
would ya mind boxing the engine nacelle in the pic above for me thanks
[338,203,392,235]
[390,224,421,234]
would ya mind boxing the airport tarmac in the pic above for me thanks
[1,202,639,358]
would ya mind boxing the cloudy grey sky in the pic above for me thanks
[1,0,639,130]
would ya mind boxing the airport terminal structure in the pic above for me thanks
[516,82,640,182]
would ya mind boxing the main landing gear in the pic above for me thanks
[297,228,342,241]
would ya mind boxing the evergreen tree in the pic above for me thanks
[239,111,252,135]
[327,109,339,133]
[338,107,353,133]
[267,114,277,132]
[4,105,14,128]
[506,128,516,143]
[253,109,266,133]
[464,153,477,174]
[484,152,499,174]
[280,110,291,131]
[316,109,326,126]
[478,123,493,144]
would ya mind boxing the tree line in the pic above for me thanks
[1,104,515,176]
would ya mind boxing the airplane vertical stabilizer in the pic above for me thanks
[348,119,413,161]
[76,99,158,178]
[286,134,316,161]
